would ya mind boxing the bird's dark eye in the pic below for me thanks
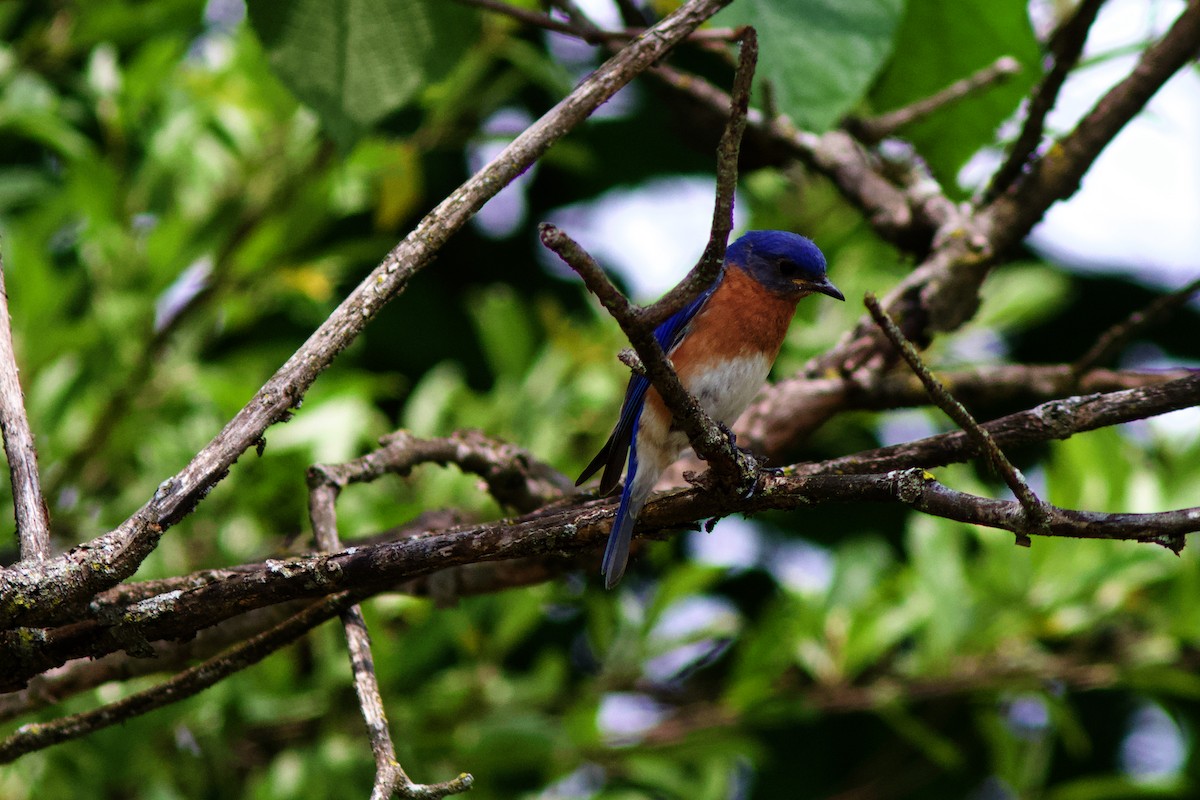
[776,258,799,277]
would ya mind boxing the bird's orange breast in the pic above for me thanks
[641,268,802,430]
[678,267,801,363]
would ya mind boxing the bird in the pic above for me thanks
[577,230,844,589]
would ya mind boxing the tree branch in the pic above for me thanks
[0,252,50,563]
[309,455,472,799]
[0,593,358,764]
[744,364,1193,457]
[7,367,1198,690]
[986,0,1200,250]
[985,0,1108,201]
[849,56,1022,144]
[0,0,736,631]
[309,429,571,516]
[865,293,1048,545]
[795,372,1200,478]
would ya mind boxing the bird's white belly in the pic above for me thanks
[684,354,772,426]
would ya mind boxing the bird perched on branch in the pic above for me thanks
[578,230,844,588]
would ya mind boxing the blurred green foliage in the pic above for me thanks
[2,1,1200,799]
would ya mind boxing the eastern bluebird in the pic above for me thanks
[577,230,844,588]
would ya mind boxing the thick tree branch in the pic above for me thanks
[0,601,304,723]
[7,368,1199,692]
[744,365,1193,457]
[0,554,583,723]
[0,593,358,764]
[0,0,735,631]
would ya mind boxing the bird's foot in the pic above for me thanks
[712,423,766,498]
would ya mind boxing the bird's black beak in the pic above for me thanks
[801,276,845,302]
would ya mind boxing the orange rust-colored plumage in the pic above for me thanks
[642,268,802,423]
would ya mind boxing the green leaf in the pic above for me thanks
[975,261,1072,333]
[247,0,478,148]
[717,0,906,132]
[869,0,1041,192]
[468,284,538,380]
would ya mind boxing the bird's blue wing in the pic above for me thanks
[576,279,719,493]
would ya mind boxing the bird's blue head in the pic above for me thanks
[725,230,844,301]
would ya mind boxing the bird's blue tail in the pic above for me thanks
[602,424,644,589]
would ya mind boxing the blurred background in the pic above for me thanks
[1,0,1199,797]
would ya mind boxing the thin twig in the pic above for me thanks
[864,293,1048,545]
[849,56,1023,144]
[455,0,740,43]
[1073,275,1200,375]
[309,429,570,515]
[986,0,1108,201]
[641,27,758,330]
[0,251,50,561]
[309,469,472,799]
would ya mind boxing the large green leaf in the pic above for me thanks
[247,0,477,147]
[717,0,906,132]
[869,0,1041,192]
